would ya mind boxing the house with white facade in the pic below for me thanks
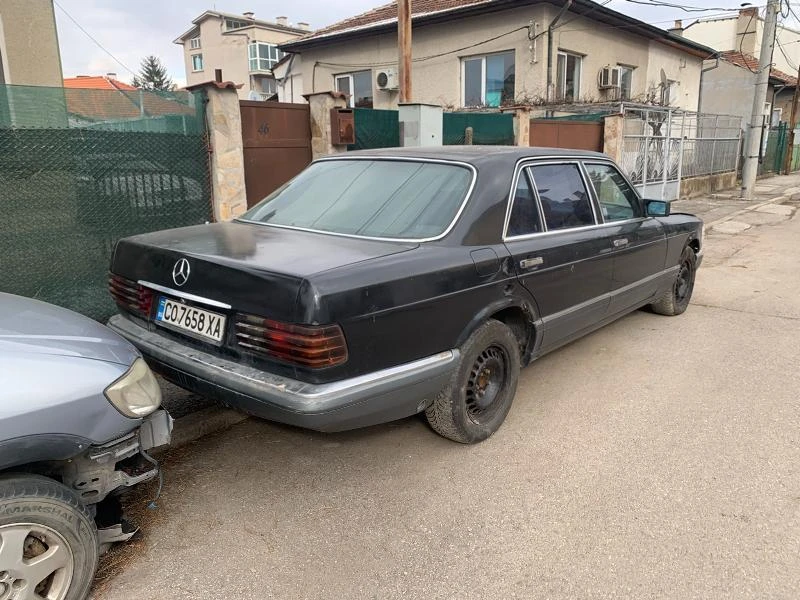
[278,0,716,111]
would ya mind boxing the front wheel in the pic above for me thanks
[426,320,521,444]
[651,245,697,316]
[0,475,98,600]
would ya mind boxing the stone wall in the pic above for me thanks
[680,171,738,198]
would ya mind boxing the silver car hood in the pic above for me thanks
[0,292,138,366]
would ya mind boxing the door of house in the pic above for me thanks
[239,100,312,207]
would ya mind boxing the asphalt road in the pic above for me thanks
[98,202,800,600]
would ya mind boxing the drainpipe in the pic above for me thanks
[697,55,719,116]
[546,0,573,102]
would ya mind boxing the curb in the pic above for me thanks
[164,406,249,451]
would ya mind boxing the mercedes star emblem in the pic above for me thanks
[172,258,191,287]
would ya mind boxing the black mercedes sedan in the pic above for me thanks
[108,147,702,444]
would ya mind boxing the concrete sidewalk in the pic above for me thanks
[673,172,800,225]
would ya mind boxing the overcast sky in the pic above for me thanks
[53,0,792,86]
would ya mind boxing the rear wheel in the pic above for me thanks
[651,245,697,316]
[0,475,98,600]
[426,320,521,444]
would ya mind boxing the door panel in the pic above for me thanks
[606,219,667,314]
[504,163,614,352]
[582,162,667,314]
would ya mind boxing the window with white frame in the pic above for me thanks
[261,77,277,95]
[335,71,373,108]
[190,37,201,49]
[248,42,284,71]
[462,51,515,107]
[618,65,633,101]
[556,51,582,101]
[191,54,204,72]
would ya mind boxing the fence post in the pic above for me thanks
[304,91,349,160]
[710,115,718,175]
[500,106,531,146]
[661,109,672,200]
[186,80,247,222]
[602,113,624,162]
[643,110,650,197]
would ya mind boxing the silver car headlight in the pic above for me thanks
[104,358,162,418]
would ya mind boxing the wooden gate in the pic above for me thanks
[530,119,604,152]
[240,101,312,207]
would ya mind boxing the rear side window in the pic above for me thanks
[529,164,595,231]
[507,169,542,236]
[584,163,642,221]
[241,159,473,240]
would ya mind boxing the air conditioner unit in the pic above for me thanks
[376,68,399,91]
[598,66,621,89]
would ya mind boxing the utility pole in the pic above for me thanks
[782,62,800,174]
[398,0,412,103]
[741,0,779,199]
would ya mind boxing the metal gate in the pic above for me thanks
[240,101,312,207]
[529,119,604,151]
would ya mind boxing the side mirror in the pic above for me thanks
[645,199,670,217]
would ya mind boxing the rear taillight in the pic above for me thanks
[108,273,153,319]
[235,314,348,368]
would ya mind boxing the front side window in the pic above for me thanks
[584,163,642,222]
[556,52,582,101]
[335,71,373,108]
[191,54,204,71]
[189,37,201,49]
[529,164,594,230]
[462,51,515,107]
[618,65,633,101]
[241,160,473,240]
[249,42,284,71]
[507,169,543,237]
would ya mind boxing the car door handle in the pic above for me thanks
[613,238,629,248]
[520,257,543,269]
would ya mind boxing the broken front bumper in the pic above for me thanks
[61,409,173,505]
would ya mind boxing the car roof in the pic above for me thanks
[342,145,609,166]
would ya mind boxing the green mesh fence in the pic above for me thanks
[443,112,514,145]
[0,84,211,321]
[349,107,400,150]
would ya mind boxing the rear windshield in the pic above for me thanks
[240,159,473,240]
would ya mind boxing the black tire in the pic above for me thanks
[426,320,521,444]
[0,474,98,600]
[650,245,697,316]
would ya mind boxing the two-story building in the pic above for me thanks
[0,0,63,86]
[279,0,715,111]
[174,11,310,100]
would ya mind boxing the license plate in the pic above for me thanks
[156,297,226,343]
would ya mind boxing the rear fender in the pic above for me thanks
[455,289,540,361]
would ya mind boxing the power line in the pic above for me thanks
[618,0,757,13]
[53,0,136,77]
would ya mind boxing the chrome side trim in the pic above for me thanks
[236,156,478,244]
[541,266,679,325]
[138,281,232,310]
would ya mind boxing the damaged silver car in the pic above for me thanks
[0,292,171,600]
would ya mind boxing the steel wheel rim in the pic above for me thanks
[0,523,74,600]
[675,259,693,303]
[465,345,508,424]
